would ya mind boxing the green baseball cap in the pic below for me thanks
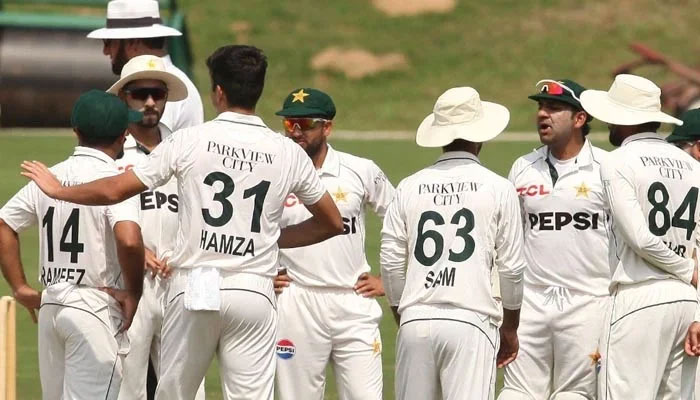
[71,90,142,138]
[275,88,336,119]
[529,79,587,110]
[667,109,700,143]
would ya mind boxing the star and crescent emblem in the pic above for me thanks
[332,187,348,203]
[575,182,591,198]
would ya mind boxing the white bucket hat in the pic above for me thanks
[107,55,187,101]
[416,87,510,147]
[580,74,682,126]
[87,0,182,39]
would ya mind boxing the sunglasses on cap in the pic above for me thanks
[124,87,168,102]
[282,118,328,133]
[535,80,581,102]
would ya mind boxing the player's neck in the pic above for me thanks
[311,143,329,169]
[549,134,584,161]
[128,123,161,152]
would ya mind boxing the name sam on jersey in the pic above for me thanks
[207,141,276,172]
[418,181,480,206]
[639,155,694,180]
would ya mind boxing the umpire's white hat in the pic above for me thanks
[87,0,182,39]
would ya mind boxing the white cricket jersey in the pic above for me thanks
[159,55,204,132]
[508,139,610,296]
[602,132,699,295]
[279,145,395,288]
[115,126,178,260]
[380,151,526,320]
[0,147,140,289]
[132,111,326,277]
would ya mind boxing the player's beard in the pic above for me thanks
[138,109,161,128]
[304,138,324,159]
[111,41,129,75]
[116,149,125,159]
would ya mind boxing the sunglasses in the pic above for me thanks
[124,87,168,101]
[535,80,581,102]
[282,118,328,133]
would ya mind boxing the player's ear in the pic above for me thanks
[573,110,587,129]
[322,120,333,138]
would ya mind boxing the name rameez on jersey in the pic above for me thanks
[207,141,276,172]
[418,181,480,206]
[639,155,694,180]
[40,265,85,286]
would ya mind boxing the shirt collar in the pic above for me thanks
[621,132,666,146]
[214,111,268,129]
[318,144,340,177]
[125,123,172,154]
[72,146,115,165]
[434,151,481,165]
[534,138,598,168]
[161,54,173,66]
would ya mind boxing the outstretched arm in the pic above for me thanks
[21,161,147,206]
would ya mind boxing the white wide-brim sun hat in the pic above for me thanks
[416,87,510,147]
[87,0,182,39]
[107,55,188,101]
[580,74,682,126]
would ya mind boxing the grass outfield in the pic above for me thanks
[0,134,613,399]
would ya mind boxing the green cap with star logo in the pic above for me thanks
[275,88,336,119]
[667,109,700,143]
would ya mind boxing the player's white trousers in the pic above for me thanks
[155,270,277,400]
[275,282,383,400]
[38,284,127,400]
[598,279,698,400]
[395,304,498,400]
[499,284,608,400]
[118,275,205,400]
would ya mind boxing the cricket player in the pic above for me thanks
[381,87,526,400]
[21,45,344,400]
[107,55,205,400]
[499,79,609,400]
[273,88,394,399]
[580,74,700,399]
[665,109,700,398]
[89,0,204,132]
[0,90,145,400]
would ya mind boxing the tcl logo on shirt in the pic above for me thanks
[516,185,550,197]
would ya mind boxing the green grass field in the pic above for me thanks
[0,134,615,399]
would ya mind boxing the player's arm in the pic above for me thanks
[104,220,144,332]
[602,161,697,284]
[0,219,40,322]
[278,192,343,248]
[380,191,408,325]
[494,184,527,367]
[21,161,147,206]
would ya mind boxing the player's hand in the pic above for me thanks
[354,273,385,298]
[144,248,163,279]
[274,269,292,294]
[99,287,139,333]
[685,322,700,356]
[14,284,40,323]
[159,257,172,279]
[497,327,519,368]
[20,160,62,198]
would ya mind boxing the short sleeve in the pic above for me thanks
[106,194,141,229]
[0,182,39,233]
[132,131,181,190]
[364,162,395,218]
[289,143,325,205]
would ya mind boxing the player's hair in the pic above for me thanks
[139,37,166,50]
[638,121,661,132]
[206,45,267,110]
[75,130,122,147]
